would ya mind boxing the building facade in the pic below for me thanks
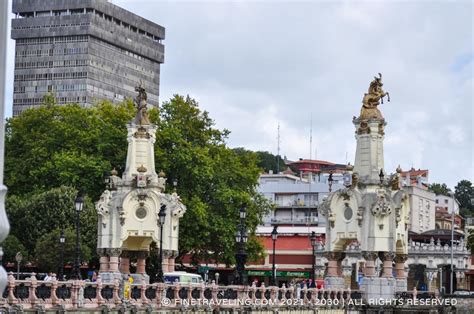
[404,185,436,233]
[257,171,344,227]
[11,0,164,116]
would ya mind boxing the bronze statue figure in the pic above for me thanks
[134,83,150,125]
[360,73,390,120]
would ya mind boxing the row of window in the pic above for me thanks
[14,71,88,82]
[16,8,162,42]
[14,95,87,105]
[15,59,88,69]
[13,22,90,31]
[15,47,88,58]
[16,35,89,46]
[14,84,87,94]
[89,37,151,62]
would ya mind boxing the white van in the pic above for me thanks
[163,272,203,284]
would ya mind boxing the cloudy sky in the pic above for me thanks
[3,0,473,188]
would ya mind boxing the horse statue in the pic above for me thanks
[360,73,390,120]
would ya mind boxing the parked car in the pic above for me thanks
[453,290,470,296]
[163,272,203,284]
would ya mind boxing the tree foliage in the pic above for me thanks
[5,99,135,199]
[428,183,451,196]
[234,149,286,174]
[2,235,28,266]
[5,95,271,267]
[455,180,474,216]
[35,227,91,273]
[5,186,97,270]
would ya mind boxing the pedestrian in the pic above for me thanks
[92,271,97,282]
[44,272,53,281]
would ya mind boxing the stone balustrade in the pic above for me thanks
[408,239,469,254]
[0,273,360,312]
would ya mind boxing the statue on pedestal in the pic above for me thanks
[360,73,390,120]
[134,83,150,125]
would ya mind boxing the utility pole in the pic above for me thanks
[276,123,281,173]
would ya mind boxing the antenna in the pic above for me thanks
[310,114,313,160]
[277,123,281,173]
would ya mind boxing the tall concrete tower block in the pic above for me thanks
[96,86,186,284]
[320,74,410,299]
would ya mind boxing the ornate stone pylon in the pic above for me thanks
[320,74,409,298]
[96,86,186,283]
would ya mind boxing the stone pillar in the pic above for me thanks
[324,252,345,289]
[136,251,148,274]
[380,252,395,278]
[326,252,343,277]
[98,249,109,273]
[162,250,172,274]
[394,254,408,279]
[362,252,378,277]
[168,253,176,272]
[107,248,122,273]
[119,251,131,274]
[394,254,408,292]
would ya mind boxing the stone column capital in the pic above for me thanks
[324,252,345,261]
[106,248,122,257]
[379,252,395,262]
[394,254,408,263]
[120,251,132,258]
[362,251,378,261]
[135,251,149,260]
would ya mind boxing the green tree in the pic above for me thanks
[428,183,451,196]
[234,149,288,174]
[467,229,474,254]
[34,227,91,273]
[4,99,135,199]
[455,180,474,215]
[6,186,97,264]
[2,235,28,266]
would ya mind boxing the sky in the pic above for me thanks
[3,0,473,189]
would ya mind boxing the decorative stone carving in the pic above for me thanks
[371,193,392,217]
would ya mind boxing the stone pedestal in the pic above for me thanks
[360,277,396,300]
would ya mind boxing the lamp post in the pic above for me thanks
[157,204,167,283]
[235,206,248,285]
[74,194,84,280]
[309,231,317,282]
[271,226,278,286]
[59,229,65,281]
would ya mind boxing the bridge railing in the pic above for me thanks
[0,272,364,311]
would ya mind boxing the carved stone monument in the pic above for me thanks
[96,86,186,284]
[320,74,409,299]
